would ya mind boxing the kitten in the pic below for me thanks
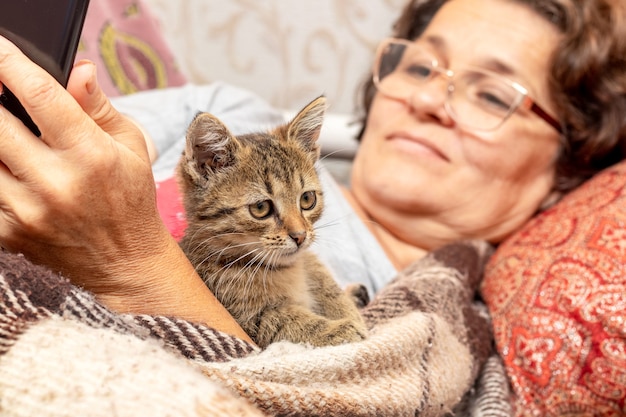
[177,96,367,348]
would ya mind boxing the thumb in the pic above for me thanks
[66,60,148,157]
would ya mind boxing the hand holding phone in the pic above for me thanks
[0,0,90,136]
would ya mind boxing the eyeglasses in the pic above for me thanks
[372,38,562,133]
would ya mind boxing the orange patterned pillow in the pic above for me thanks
[482,160,626,416]
[75,0,187,96]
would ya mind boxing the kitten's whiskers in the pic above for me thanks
[192,241,259,267]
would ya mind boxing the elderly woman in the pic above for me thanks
[346,0,626,269]
[0,0,624,415]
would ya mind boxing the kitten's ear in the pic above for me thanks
[287,95,326,159]
[184,112,239,180]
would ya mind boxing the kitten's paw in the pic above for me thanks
[345,283,370,309]
[321,319,368,346]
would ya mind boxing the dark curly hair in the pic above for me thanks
[355,0,626,193]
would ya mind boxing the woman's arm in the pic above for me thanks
[97,225,253,343]
[0,37,252,343]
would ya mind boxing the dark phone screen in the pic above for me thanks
[0,0,90,85]
[0,0,90,135]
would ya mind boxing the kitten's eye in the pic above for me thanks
[249,200,273,219]
[300,191,317,210]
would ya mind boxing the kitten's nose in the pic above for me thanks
[289,231,306,247]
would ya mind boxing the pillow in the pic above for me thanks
[75,0,187,96]
[155,176,187,242]
[481,160,626,416]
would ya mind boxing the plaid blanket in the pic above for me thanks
[0,241,512,416]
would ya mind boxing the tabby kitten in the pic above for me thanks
[177,96,367,348]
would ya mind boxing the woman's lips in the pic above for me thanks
[386,132,450,162]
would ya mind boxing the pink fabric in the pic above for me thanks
[482,160,626,416]
[155,176,187,242]
[76,0,187,96]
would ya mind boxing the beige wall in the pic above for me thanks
[144,0,405,114]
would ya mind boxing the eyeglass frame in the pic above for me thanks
[372,37,563,134]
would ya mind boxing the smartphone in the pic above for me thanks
[0,0,90,136]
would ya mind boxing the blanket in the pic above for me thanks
[0,241,512,416]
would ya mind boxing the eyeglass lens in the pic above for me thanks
[375,41,526,131]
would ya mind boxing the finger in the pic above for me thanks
[0,152,43,245]
[66,60,150,159]
[0,157,22,198]
[0,96,51,178]
[0,36,94,149]
[67,60,127,134]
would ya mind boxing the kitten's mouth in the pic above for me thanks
[269,247,303,266]
[282,247,301,258]
[231,242,306,269]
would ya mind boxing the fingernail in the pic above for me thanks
[75,59,98,95]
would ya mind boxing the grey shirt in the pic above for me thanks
[111,82,397,296]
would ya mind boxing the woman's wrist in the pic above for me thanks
[90,226,254,344]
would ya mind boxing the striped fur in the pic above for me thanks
[177,97,368,348]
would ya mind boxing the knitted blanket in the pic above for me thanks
[0,241,511,416]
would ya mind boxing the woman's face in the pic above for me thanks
[351,0,563,249]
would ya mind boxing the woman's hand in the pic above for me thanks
[0,35,159,288]
[0,37,252,343]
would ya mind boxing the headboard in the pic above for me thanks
[143,0,405,115]
[73,0,405,163]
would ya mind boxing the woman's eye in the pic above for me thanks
[464,76,517,113]
[405,63,433,79]
[249,200,273,219]
[476,90,512,111]
[300,191,316,210]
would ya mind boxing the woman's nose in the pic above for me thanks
[407,77,455,127]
